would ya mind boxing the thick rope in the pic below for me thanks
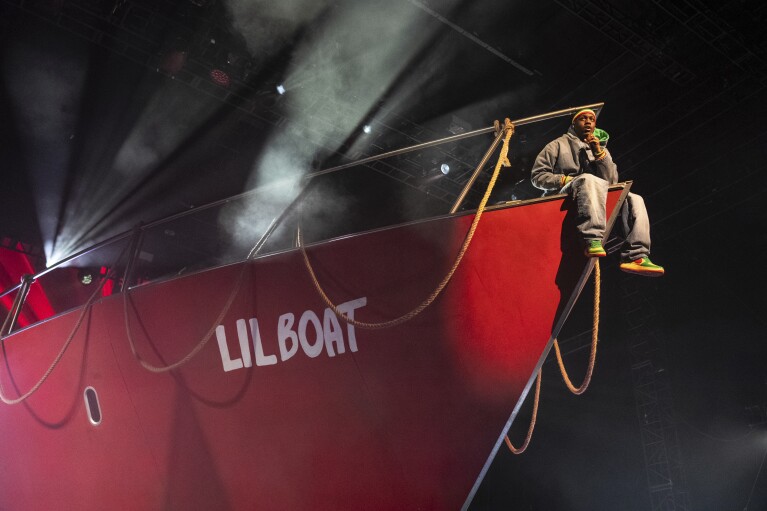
[505,369,541,455]
[124,263,248,373]
[506,259,601,452]
[0,269,115,405]
[125,200,293,373]
[553,259,601,395]
[298,119,515,330]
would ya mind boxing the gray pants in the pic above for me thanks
[562,173,651,262]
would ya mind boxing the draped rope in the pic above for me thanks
[506,259,602,453]
[0,267,118,405]
[553,259,601,395]
[298,119,515,330]
[504,369,541,454]
[124,263,248,373]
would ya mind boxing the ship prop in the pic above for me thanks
[0,104,629,510]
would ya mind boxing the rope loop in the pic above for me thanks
[299,120,515,329]
[505,369,541,455]
[124,263,248,373]
[0,266,118,405]
[554,259,601,395]
[506,259,602,453]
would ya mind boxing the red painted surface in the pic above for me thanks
[0,189,625,510]
[0,244,54,326]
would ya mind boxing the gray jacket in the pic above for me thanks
[530,127,618,192]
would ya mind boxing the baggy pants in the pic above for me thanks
[562,173,652,262]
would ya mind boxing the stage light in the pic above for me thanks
[363,124,371,134]
[440,163,450,175]
[78,269,93,285]
[276,84,286,95]
[210,69,231,87]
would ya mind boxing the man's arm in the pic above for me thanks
[585,133,618,184]
[591,150,618,184]
[531,141,566,191]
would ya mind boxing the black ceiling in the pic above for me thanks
[2,0,767,509]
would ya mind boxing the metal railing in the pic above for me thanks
[0,103,604,336]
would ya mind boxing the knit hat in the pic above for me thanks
[572,108,596,123]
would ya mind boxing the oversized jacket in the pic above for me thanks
[530,126,619,193]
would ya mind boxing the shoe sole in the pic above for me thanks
[619,266,664,277]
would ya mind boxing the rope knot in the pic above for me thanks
[504,118,514,136]
[499,119,514,167]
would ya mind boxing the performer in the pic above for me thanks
[530,109,664,276]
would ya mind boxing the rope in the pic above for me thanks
[505,369,541,455]
[298,119,515,330]
[124,263,248,373]
[125,196,296,373]
[0,268,116,405]
[553,259,601,395]
[505,259,601,453]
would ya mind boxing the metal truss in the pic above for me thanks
[554,0,766,181]
[622,277,691,511]
[554,0,697,86]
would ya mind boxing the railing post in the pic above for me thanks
[121,223,145,292]
[248,181,314,259]
[449,128,506,214]
[1,274,34,337]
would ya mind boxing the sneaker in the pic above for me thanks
[584,239,607,257]
[619,257,665,277]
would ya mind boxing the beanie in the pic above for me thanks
[572,109,596,123]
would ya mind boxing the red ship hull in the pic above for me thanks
[0,187,627,510]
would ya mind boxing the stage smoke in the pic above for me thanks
[2,29,88,262]
[225,0,459,241]
[51,82,219,264]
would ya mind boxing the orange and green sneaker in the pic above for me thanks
[619,257,665,277]
[585,239,607,257]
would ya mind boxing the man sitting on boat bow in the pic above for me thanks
[530,108,664,277]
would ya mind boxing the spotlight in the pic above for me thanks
[276,84,286,95]
[210,69,231,87]
[440,163,450,175]
[363,124,372,134]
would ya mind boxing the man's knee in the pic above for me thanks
[624,192,650,226]
[573,173,606,185]
[571,173,608,194]
[627,192,645,209]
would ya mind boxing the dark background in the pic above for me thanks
[1,1,766,509]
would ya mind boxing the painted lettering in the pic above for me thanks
[278,313,299,361]
[250,318,277,366]
[323,308,344,357]
[236,319,252,368]
[336,297,366,352]
[217,297,367,372]
[298,310,324,358]
[216,324,244,372]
